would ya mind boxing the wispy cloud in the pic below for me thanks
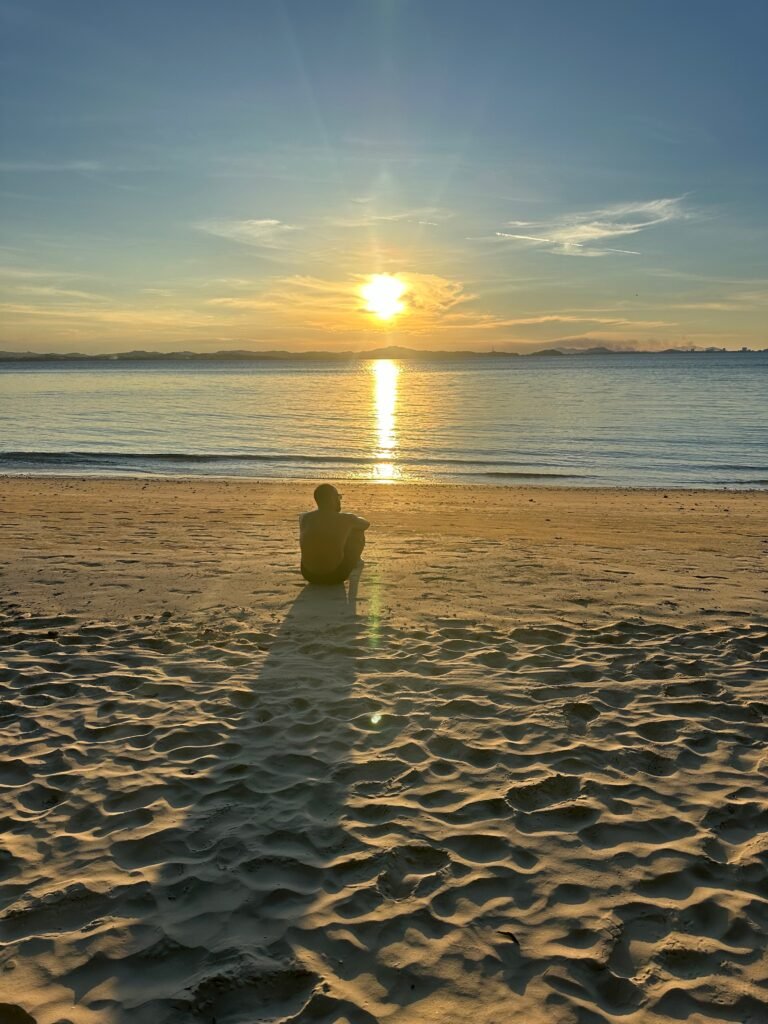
[0,264,89,281]
[671,289,768,312]
[0,160,104,173]
[205,273,677,338]
[13,285,106,302]
[494,197,691,256]
[207,272,480,335]
[196,218,300,248]
[327,205,452,229]
[0,301,220,329]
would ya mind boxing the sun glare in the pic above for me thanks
[372,359,400,481]
[361,274,406,320]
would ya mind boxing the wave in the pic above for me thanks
[472,470,581,479]
[0,450,361,465]
[0,450,579,472]
[1,451,764,487]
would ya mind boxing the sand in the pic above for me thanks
[0,478,766,1023]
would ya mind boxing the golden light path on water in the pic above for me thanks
[371,359,400,482]
[367,359,401,650]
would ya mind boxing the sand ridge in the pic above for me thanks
[0,480,767,1022]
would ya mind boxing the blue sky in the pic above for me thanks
[1,0,766,351]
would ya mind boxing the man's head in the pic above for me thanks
[314,483,341,511]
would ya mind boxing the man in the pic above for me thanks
[299,484,369,585]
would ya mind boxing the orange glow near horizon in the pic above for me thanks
[360,274,406,321]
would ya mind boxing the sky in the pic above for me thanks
[1,0,767,353]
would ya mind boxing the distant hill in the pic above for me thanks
[0,344,760,362]
[0,346,512,362]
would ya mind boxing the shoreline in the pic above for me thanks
[2,471,767,492]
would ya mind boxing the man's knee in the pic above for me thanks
[346,529,366,557]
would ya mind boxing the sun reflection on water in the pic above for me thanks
[371,359,400,481]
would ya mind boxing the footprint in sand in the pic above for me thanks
[376,844,450,900]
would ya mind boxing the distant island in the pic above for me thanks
[0,345,764,362]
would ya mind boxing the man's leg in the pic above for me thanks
[304,531,365,585]
[340,529,365,578]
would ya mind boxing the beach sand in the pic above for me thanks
[0,478,766,1023]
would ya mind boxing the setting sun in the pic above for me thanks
[360,274,406,321]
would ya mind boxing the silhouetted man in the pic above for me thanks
[300,484,369,585]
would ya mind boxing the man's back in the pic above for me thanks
[300,509,368,575]
[300,484,370,585]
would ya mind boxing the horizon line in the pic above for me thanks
[2,344,764,362]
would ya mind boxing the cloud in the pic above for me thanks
[0,263,107,304]
[0,160,104,173]
[327,205,452,229]
[13,285,107,302]
[0,264,89,281]
[204,273,677,339]
[207,272,488,335]
[495,230,642,256]
[671,301,740,311]
[671,294,768,312]
[0,301,219,329]
[494,197,690,256]
[196,218,300,248]
[496,315,675,328]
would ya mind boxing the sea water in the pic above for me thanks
[0,352,766,488]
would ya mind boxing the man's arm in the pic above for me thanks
[299,510,315,542]
[345,513,370,531]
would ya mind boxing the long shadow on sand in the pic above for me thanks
[101,572,371,1022]
[5,593,768,1023]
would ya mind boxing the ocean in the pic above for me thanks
[1,352,766,488]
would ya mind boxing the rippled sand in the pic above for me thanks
[0,479,766,1023]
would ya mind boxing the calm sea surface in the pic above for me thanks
[1,353,766,487]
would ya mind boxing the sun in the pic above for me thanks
[360,274,406,321]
